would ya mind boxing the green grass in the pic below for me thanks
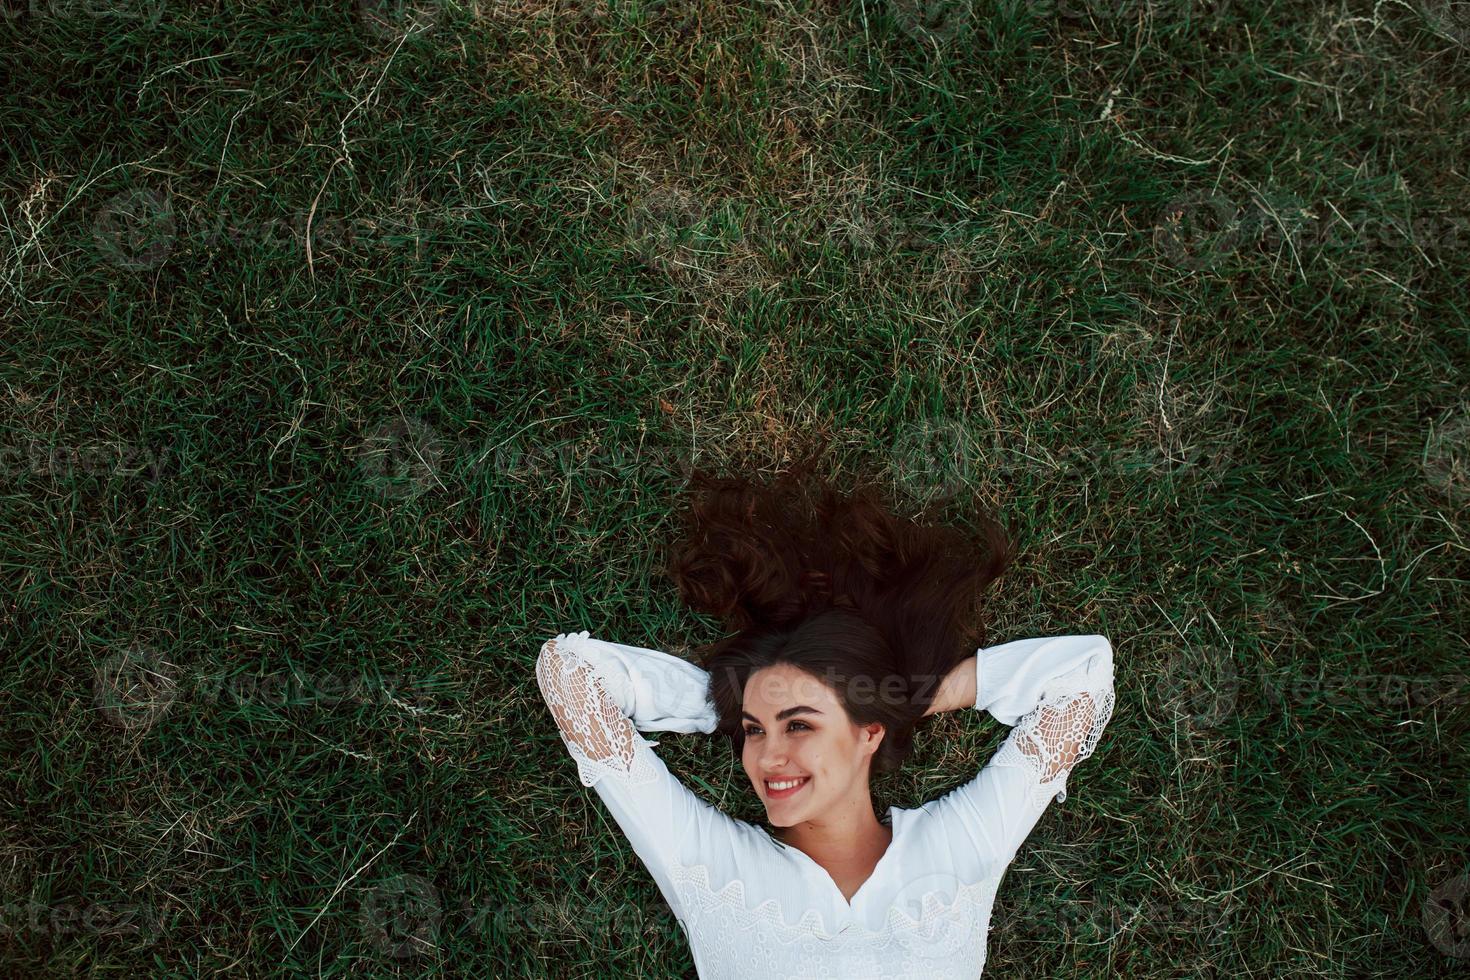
[2,0,1468,976]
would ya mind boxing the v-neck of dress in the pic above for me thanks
[761,806,901,912]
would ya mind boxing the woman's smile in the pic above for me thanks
[764,776,811,799]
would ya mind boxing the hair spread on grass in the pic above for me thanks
[664,434,1015,776]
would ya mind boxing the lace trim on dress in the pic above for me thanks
[535,633,663,790]
[990,658,1116,809]
[669,859,999,950]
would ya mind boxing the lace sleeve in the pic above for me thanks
[535,629,720,788]
[923,634,1115,864]
[988,650,1115,808]
[533,630,739,909]
[536,634,646,782]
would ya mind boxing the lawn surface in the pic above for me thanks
[2,0,1468,976]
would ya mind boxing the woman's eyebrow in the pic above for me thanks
[741,705,824,723]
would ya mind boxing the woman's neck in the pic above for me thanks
[774,798,893,871]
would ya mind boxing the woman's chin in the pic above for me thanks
[766,804,804,827]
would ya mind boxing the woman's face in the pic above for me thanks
[740,663,885,827]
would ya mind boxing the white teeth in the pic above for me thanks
[767,778,808,791]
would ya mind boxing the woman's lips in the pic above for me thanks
[764,776,811,800]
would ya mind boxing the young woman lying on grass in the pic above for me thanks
[535,440,1115,978]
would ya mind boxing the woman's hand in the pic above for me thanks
[923,654,978,717]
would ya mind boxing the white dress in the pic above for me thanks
[535,628,1115,980]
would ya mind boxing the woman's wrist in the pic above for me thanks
[923,655,978,716]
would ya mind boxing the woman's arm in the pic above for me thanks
[920,634,1115,863]
[923,654,978,717]
[534,630,736,911]
[982,635,1113,788]
[535,630,718,786]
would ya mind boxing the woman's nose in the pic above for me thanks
[759,737,788,767]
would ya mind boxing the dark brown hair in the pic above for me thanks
[664,435,1015,777]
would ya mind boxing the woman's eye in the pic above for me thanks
[744,722,810,736]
